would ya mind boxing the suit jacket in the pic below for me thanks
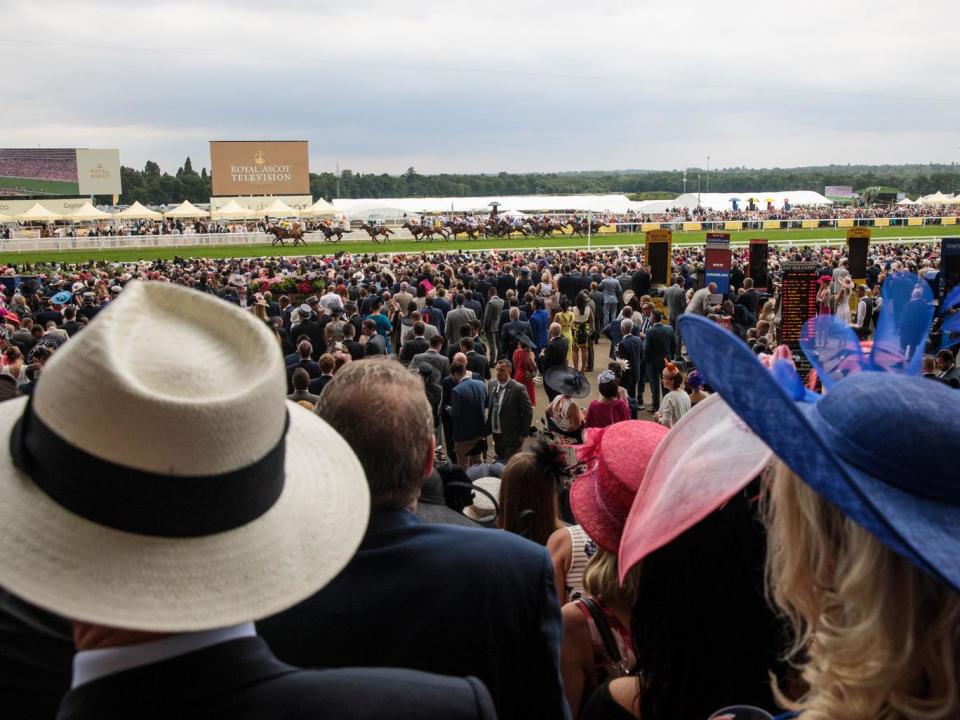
[540,336,569,375]
[363,334,388,357]
[499,320,533,358]
[617,333,645,389]
[411,350,450,379]
[662,285,687,321]
[400,336,430,365]
[486,378,533,440]
[465,350,491,380]
[451,378,489,441]
[644,323,676,371]
[259,510,565,720]
[445,307,477,345]
[939,366,960,389]
[529,310,550,348]
[290,319,325,359]
[482,296,504,332]
[57,636,495,720]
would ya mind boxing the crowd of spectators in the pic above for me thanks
[0,149,77,183]
[0,239,957,719]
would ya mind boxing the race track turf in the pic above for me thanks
[0,225,953,266]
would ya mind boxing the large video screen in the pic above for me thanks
[210,141,310,196]
[0,148,121,197]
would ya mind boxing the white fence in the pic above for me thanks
[0,232,273,253]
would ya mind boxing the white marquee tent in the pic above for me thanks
[300,197,338,217]
[14,203,63,222]
[64,203,113,222]
[671,191,832,211]
[164,200,209,218]
[113,201,164,221]
[918,191,954,205]
[260,198,300,218]
[333,193,636,216]
[211,200,259,220]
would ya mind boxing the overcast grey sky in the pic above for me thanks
[3,0,959,175]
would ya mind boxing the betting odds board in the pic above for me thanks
[779,261,819,350]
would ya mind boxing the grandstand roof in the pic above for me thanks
[332,194,635,215]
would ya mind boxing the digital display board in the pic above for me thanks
[704,232,731,294]
[846,227,871,282]
[779,261,819,350]
[0,148,121,196]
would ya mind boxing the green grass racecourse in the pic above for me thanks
[0,225,953,265]
[0,176,79,196]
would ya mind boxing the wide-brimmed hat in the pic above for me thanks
[543,365,591,398]
[50,291,72,305]
[678,313,960,591]
[462,477,501,523]
[618,393,772,579]
[0,281,369,631]
[512,331,536,350]
[570,421,668,554]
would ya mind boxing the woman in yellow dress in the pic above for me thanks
[555,296,575,366]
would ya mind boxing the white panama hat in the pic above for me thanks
[0,280,369,632]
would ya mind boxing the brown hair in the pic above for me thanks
[496,452,561,545]
[316,359,432,509]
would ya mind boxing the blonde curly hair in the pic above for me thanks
[765,460,960,720]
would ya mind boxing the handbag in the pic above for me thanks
[581,597,632,678]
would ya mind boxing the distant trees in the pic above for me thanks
[116,160,960,205]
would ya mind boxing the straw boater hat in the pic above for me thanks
[0,281,369,631]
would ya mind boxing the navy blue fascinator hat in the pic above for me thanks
[679,273,960,591]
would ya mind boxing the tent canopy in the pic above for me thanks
[897,197,916,205]
[14,203,62,222]
[333,193,636,215]
[260,198,300,217]
[65,202,112,222]
[114,201,163,220]
[211,200,259,220]
[300,197,337,217]
[672,191,831,211]
[164,200,209,218]
[919,191,953,205]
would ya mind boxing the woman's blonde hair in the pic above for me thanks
[765,460,960,720]
[582,548,640,610]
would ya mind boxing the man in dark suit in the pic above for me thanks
[735,277,760,322]
[495,268,516,297]
[290,305,325,359]
[463,289,483,318]
[286,340,320,393]
[643,310,677,411]
[0,291,494,720]
[260,360,565,720]
[616,318,645,414]
[361,319,387,356]
[461,337,491,380]
[449,361,489,466]
[499,307,534,360]
[400,321,430,365]
[936,349,960,388]
[486,359,534,462]
[539,323,569,402]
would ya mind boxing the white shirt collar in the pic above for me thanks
[71,623,255,689]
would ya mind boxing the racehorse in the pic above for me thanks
[359,223,394,243]
[403,221,449,241]
[525,218,566,237]
[266,223,307,247]
[484,218,527,238]
[317,225,352,243]
[567,220,608,237]
[444,220,482,240]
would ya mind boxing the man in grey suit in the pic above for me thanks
[411,335,450,379]
[444,294,477,349]
[662,276,688,347]
[486,359,533,462]
[482,287,504,363]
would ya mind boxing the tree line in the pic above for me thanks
[116,159,960,205]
